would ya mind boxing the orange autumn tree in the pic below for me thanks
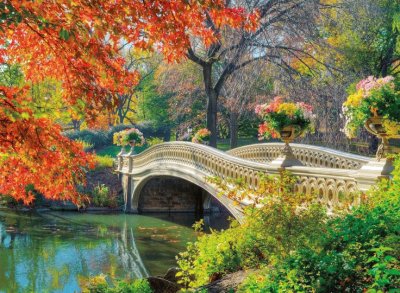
[0,1,258,204]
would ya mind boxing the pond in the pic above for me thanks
[0,209,230,292]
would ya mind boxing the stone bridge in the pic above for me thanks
[116,142,393,222]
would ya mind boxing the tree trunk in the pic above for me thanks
[118,108,124,124]
[163,127,171,142]
[72,119,81,131]
[229,112,238,149]
[203,64,218,148]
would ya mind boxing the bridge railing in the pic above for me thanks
[227,143,370,170]
[117,142,390,212]
[118,142,269,189]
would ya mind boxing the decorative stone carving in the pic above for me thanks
[228,143,370,170]
[116,142,389,221]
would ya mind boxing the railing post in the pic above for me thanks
[269,144,303,169]
[354,158,394,192]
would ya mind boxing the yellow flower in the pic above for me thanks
[277,103,297,116]
[344,89,364,107]
[383,119,400,136]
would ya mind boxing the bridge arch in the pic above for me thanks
[131,168,241,220]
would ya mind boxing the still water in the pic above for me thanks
[0,209,229,292]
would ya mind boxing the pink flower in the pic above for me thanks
[255,104,263,115]
[296,102,313,112]
[356,75,395,96]
[255,96,283,117]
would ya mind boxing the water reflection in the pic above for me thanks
[0,210,229,293]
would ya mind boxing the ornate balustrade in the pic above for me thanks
[116,142,390,221]
[227,143,370,170]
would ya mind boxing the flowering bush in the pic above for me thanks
[192,128,211,144]
[255,96,314,139]
[343,76,400,138]
[113,128,145,146]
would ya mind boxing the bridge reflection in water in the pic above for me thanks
[117,142,393,221]
[0,210,227,292]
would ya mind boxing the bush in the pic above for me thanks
[76,139,94,151]
[238,156,400,292]
[95,155,115,170]
[82,274,153,293]
[65,129,110,148]
[65,123,169,150]
[146,137,164,147]
[91,184,118,208]
[177,158,400,291]
[176,172,328,289]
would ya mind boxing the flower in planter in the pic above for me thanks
[123,128,145,146]
[342,75,400,138]
[113,131,128,146]
[113,128,145,147]
[192,128,211,144]
[255,97,314,140]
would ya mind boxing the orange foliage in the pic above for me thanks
[0,1,258,203]
[0,87,95,205]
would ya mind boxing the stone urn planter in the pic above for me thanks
[268,124,305,168]
[364,117,400,160]
[278,125,305,161]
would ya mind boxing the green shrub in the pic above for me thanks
[95,155,115,170]
[65,129,110,148]
[176,172,328,289]
[76,139,94,151]
[177,157,400,291]
[65,124,168,150]
[238,156,400,292]
[91,184,118,208]
[83,274,153,293]
[146,137,164,147]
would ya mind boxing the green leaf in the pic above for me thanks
[386,269,400,276]
[59,28,70,41]
[20,112,30,119]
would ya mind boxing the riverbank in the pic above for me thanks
[0,167,123,211]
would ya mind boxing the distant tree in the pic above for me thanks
[187,0,322,146]
[220,63,273,148]
[320,0,400,77]
[156,61,207,139]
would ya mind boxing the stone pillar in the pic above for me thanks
[122,174,138,213]
[116,147,127,171]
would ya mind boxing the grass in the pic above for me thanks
[95,145,148,157]
[217,137,261,151]
[95,155,114,169]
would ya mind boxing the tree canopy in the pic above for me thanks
[0,0,258,204]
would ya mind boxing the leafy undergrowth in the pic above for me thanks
[176,158,400,292]
[81,274,152,293]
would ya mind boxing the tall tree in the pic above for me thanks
[220,63,273,148]
[187,0,321,146]
[323,0,400,77]
[156,60,207,138]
